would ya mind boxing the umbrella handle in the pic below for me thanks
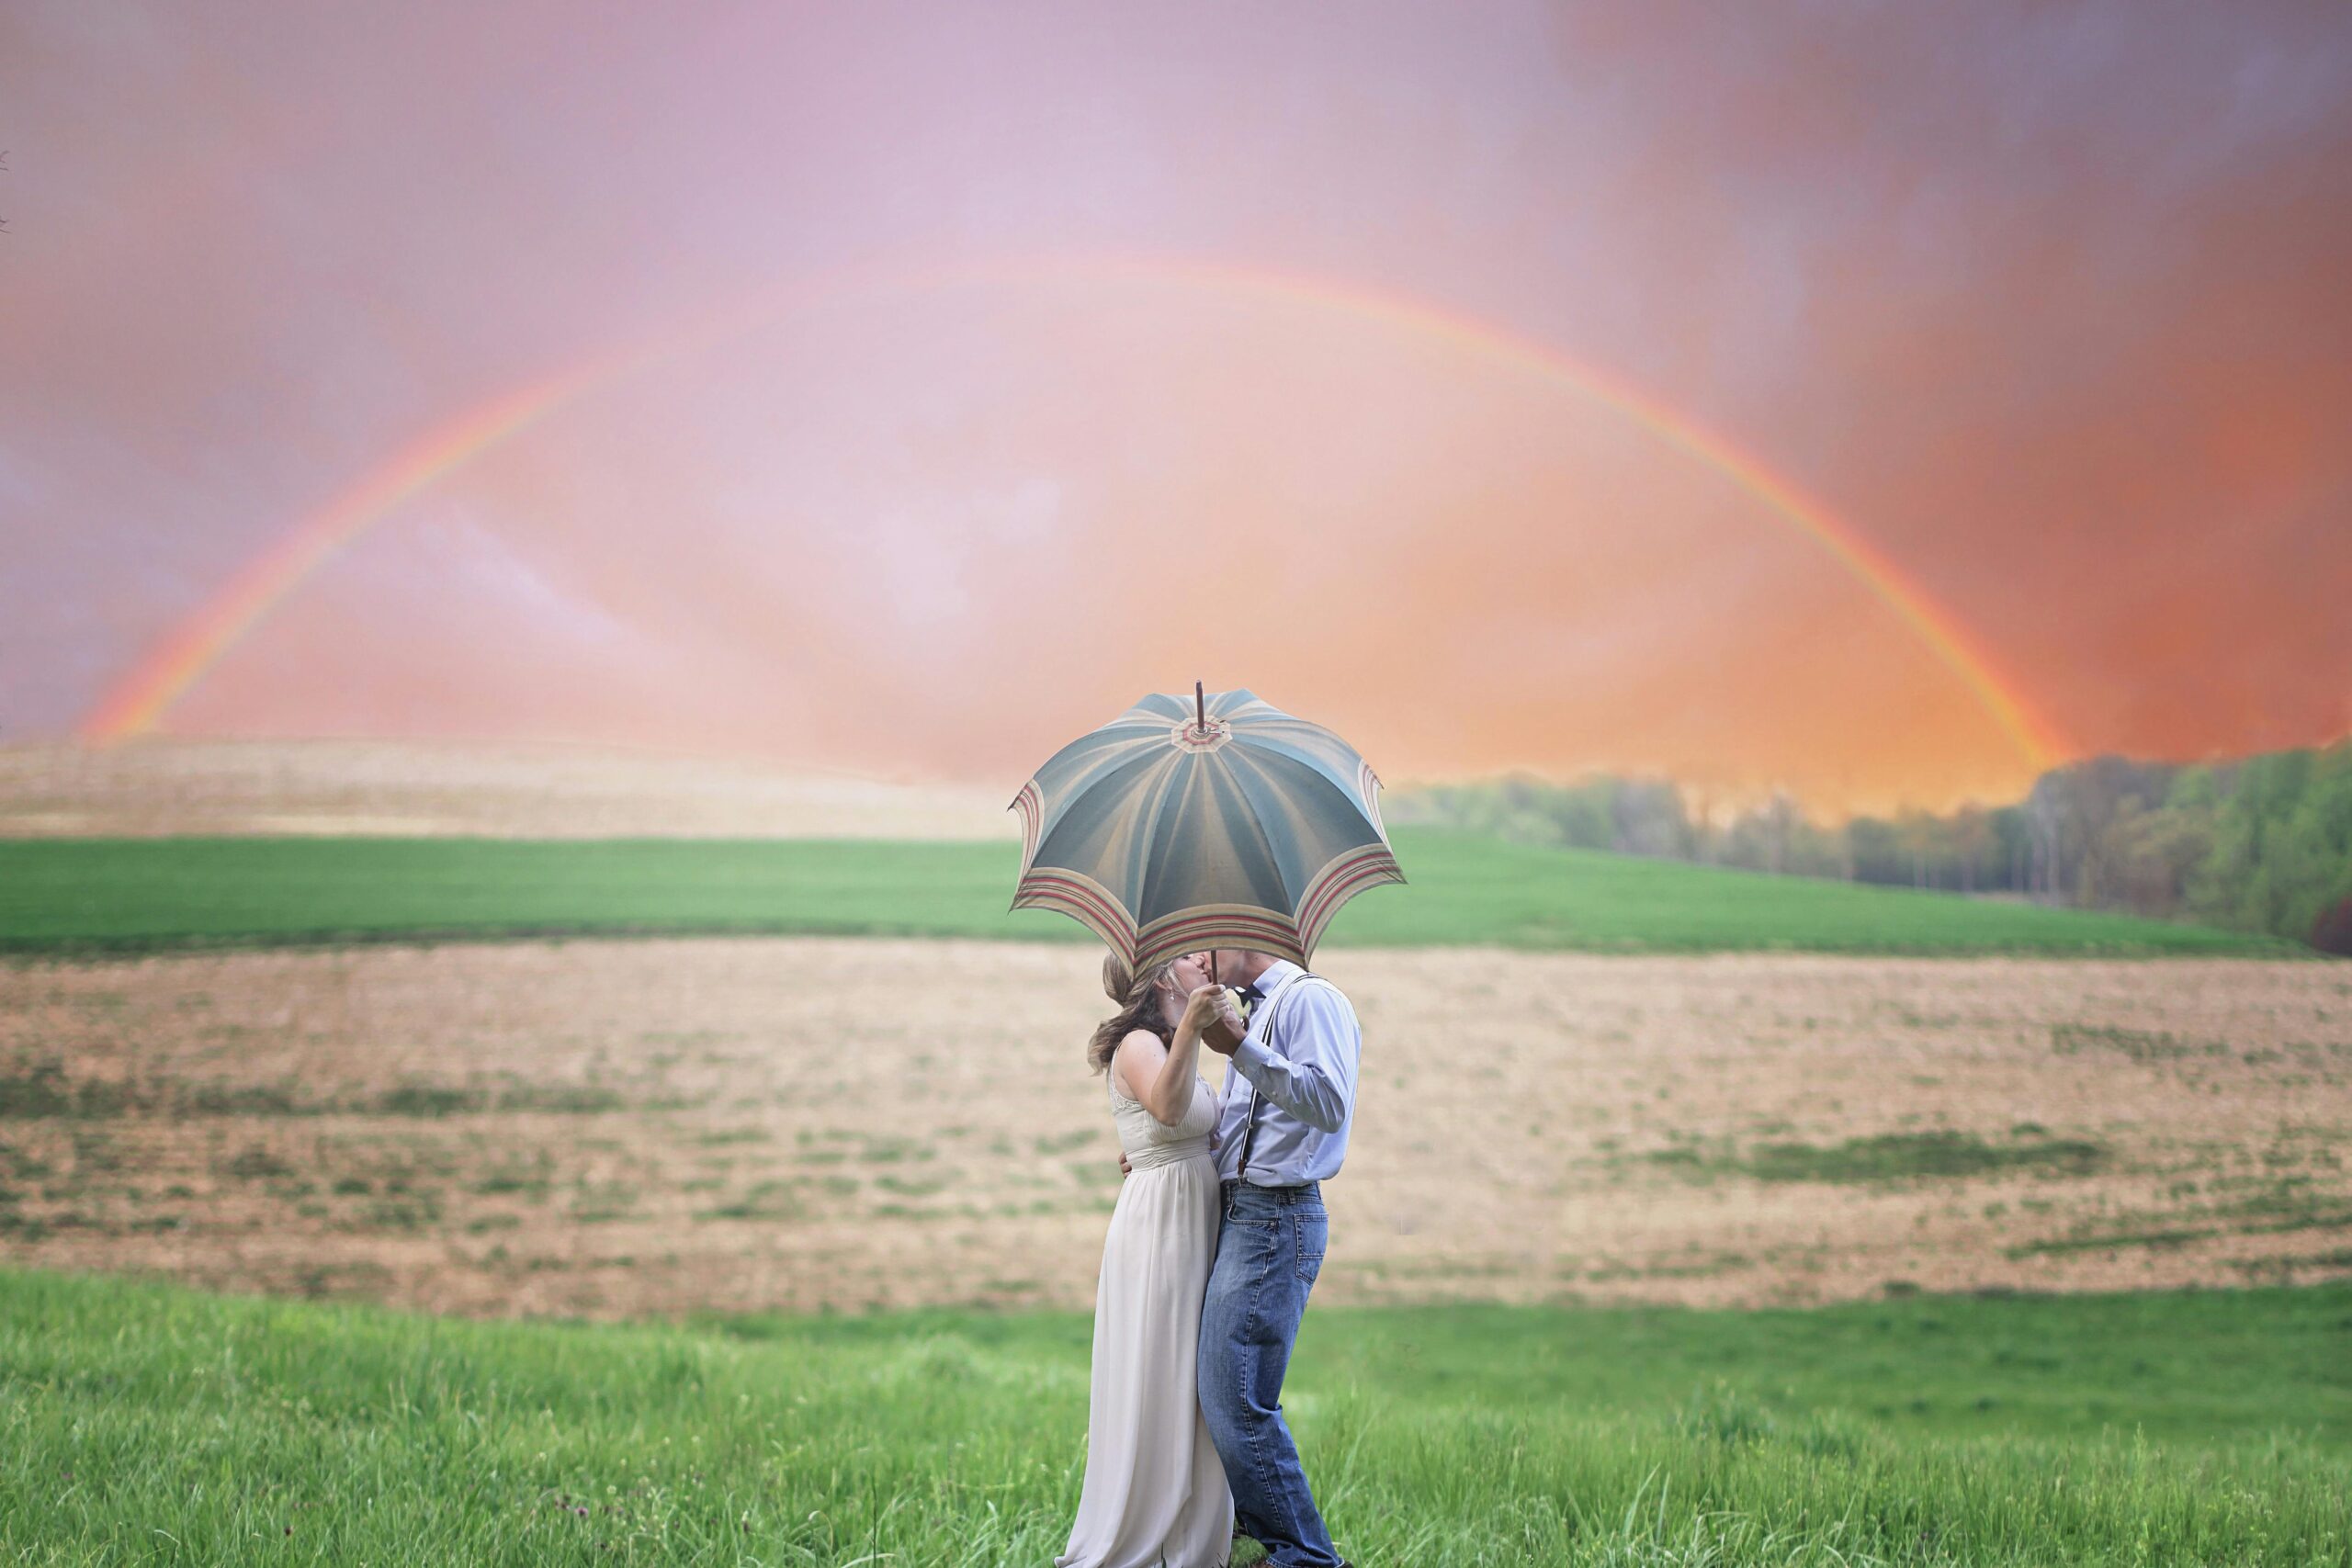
[1191,681,1223,991]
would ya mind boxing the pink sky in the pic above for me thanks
[4,2,2347,813]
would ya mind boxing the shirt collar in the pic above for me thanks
[1247,958,1303,998]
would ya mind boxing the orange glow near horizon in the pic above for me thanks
[77,254,2066,797]
[15,6,2351,821]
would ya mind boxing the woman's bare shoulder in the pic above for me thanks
[1111,1029,1164,1096]
[1113,1028,1167,1066]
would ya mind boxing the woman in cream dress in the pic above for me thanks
[1057,952,1236,1568]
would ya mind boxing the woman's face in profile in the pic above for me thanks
[1161,953,1210,1007]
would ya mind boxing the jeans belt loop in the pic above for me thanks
[1225,1178,1318,1205]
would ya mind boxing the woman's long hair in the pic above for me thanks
[1089,952,1174,1073]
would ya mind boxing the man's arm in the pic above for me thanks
[1228,981,1357,1134]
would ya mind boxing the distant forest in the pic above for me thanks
[1389,739,2352,953]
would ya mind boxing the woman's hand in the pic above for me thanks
[1180,983,1227,1035]
[1188,984,1250,1055]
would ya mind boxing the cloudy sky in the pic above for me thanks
[4,1,2346,812]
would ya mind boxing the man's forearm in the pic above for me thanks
[1230,1037,1349,1133]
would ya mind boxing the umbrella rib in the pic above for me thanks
[1011,688,1402,966]
[1026,745,1172,874]
[1125,750,1201,930]
[1227,728,1374,813]
[1203,746,1302,919]
[1022,735,1170,855]
[1221,744,1379,904]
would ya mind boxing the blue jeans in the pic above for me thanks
[1197,1180,1339,1568]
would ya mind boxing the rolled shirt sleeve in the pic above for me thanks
[1229,981,1357,1134]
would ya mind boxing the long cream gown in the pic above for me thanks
[1056,1069,1235,1568]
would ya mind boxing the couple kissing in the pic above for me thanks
[1057,945,1359,1568]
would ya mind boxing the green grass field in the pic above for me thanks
[4,1269,2346,1565]
[0,829,2292,956]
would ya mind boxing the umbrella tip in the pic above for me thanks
[1195,680,1205,729]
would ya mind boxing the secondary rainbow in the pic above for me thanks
[80,254,2067,767]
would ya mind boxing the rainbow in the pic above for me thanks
[77,376,589,739]
[1120,258,2064,768]
[80,254,2067,767]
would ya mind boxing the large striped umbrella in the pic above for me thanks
[1009,685,1405,973]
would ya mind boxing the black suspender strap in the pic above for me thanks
[1233,971,1317,1183]
[1234,1084,1262,1180]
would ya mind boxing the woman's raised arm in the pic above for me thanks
[1114,984,1226,1127]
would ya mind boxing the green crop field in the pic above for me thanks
[0,829,2292,956]
[3,1269,2346,1564]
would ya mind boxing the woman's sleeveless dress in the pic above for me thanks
[1056,1068,1235,1568]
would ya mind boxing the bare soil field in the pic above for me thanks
[0,740,1013,840]
[4,940,2346,1317]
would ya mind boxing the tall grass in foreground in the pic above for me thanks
[3,1271,2346,1565]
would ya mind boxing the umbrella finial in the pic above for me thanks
[1195,680,1205,733]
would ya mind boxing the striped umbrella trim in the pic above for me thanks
[1134,931,1304,973]
[1357,758,1387,830]
[1013,884,1317,973]
[1297,838,1406,925]
[1295,843,1408,951]
[1133,913,1308,974]
[1138,904,1306,947]
[1018,853,1394,970]
[1012,866,1136,933]
[1009,780,1044,864]
[1010,689,1404,969]
[1011,867,1137,951]
[1019,893,1131,962]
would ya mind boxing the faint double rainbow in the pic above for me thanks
[79,254,2067,768]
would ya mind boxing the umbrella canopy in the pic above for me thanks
[1010,687,1405,972]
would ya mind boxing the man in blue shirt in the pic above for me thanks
[1193,946,1360,1568]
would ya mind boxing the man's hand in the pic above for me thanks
[1193,986,1248,1055]
[1117,1151,1131,1178]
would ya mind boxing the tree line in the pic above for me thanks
[1388,739,2352,953]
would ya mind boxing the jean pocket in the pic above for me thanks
[1295,1208,1328,1284]
[1225,1199,1279,1230]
